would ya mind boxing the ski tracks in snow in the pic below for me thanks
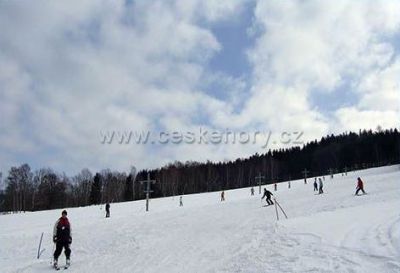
[221,222,400,273]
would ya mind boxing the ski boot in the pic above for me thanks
[53,259,60,270]
[65,258,71,269]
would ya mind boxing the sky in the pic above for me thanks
[0,0,399,176]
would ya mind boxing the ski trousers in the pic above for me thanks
[54,242,71,260]
[355,188,365,195]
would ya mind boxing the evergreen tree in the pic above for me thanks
[124,174,133,201]
[90,173,102,205]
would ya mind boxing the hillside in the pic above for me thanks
[0,165,399,273]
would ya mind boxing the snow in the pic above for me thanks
[1,165,399,272]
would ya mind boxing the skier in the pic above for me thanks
[105,202,110,218]
[53,210,72,269]
[318,178,324,194]
[274,183,277,191]
[313,178,318,191]
[250,187,255,196]
[355,177,366,195]
[179,196,183,207]
[261,188,274,205]
[221,191,225,201]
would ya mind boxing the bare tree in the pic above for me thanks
[72,168,93,206]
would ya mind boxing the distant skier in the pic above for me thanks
[274,183,277,191]
[53,210,72,269]
[313,178,318,191]
[355,177,366,195]
[318,178,324,194]
[105,202,110,218]
[221,191,225,201]
[261,188,274,205]
[250,187,255,196]
[179,196,183,207]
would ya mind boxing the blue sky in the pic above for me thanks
[0,0,399,177]
[208,1,255,78]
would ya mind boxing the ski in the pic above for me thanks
[53,262,69,270]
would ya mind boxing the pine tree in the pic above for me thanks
[90,173,102,205]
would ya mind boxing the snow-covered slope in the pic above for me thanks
[1,165,399,272]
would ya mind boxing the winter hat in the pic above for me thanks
[62,210,67,215]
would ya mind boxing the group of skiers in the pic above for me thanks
[258,176,366,208]
[312,176,366,196]
[51,176,367,269]
[313,177,324,194]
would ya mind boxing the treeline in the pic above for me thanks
[0,167,135,212]
[0,129,399,212]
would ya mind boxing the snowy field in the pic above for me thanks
[1,165,399,273]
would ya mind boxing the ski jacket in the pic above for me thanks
[53,217,72,244]
[357,178,364,189]
[262,190,273,199]
[106,203,110,211]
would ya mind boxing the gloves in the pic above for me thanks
[69,237,72,244]
[53,236,57,243]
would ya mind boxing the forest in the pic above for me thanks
[1,129,399,212]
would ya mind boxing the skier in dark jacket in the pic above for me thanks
[261,188,274,205]
[53,210,72,269]
[221,191,225,201]
[313,178,318,191]
[318,178,324,194]
[355,177,366,195]
[105,203,110,218]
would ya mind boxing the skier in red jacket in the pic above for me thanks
[355,177,366,195]
[53,210,72,269]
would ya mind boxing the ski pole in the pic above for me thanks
[37,232,43,259]
[274,199,279,221]
[275,199,288,219]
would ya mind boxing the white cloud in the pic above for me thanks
[238,0,400,141]
[0,0,399,175]
[0,0,237,173]
[335,108,399,132]
[356,59,400,112]
[334,57,400,131]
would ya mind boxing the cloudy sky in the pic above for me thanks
[0,0,399,175]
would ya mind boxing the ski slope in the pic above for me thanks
[1,165,399,273]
